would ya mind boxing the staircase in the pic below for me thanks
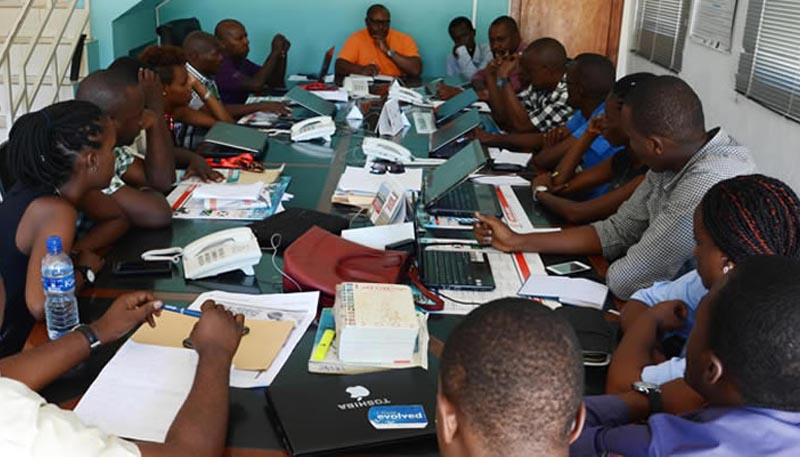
[0,0,91,142]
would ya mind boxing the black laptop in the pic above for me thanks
[286,86,337,118]
[435,88,479,124]
[197,122,270,159]
[429,109,481,158]
[267,368,437,456]
[420,248,495,291]
[303,46,335,82]
[423,140,502,218]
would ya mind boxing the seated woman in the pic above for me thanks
[137,45,232,147]
[606,174,800,411]
[0,101,113,357]
[531,73,654,224]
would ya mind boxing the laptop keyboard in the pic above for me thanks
[437,185,479,210]
[424,251,486,287]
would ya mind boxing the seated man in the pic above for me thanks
[573,256,800,456]
[445,16,491,81]
[75,67,179,246]
[0,289,244,456]
[533,73,654,224]
[214,19,289,105]
[437,16,526,100]
[485,38,572,135]
[334,4,422,78]
[474,76,756,300]
[437,298,585,456]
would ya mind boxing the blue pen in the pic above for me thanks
[162,304,202,318]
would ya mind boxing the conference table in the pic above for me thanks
[31,87,613,456]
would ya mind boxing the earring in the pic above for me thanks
[162,91,167,96]
[722,265,731,274]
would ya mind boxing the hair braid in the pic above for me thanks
[7,100,104,189]
[701,174,800,263]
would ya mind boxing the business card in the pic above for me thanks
[368,405,429,430]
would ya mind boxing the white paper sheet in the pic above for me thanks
[311,89,349,102]
[192,182,264,200]
[342,222,415,249]
[488,147,533,167]
[337,166,423,195]
[518,275,608,309]
[74,291,319,443]
[470,174,531,187]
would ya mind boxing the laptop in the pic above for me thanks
[435,88,479,124]
[267,368,437,456]
[199,122,269,158]
[423,140,502,218]
[420,248,495,291]
[429,109,481,157]
[286,86,336,117]
[303,46,335,82]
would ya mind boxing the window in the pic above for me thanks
[736,0,800,122]
[633,0,693,71]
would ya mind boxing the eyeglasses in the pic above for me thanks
[367,18,391,27]
[369,160,405,175]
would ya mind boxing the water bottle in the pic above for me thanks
[41,236,80,340]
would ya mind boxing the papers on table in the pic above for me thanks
[488,147,533,168]
[471,101,491,113]
[192,182,265,201]
[470,174,531,187]
[167,177,290,220]
[518,275,608,309]
[336,166,423,196]
[341,222,415,249]
[310,88,349,102]
[74,291,319,443]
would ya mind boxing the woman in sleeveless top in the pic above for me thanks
[0,101,116,357]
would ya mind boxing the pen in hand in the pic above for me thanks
[161,304,250,348]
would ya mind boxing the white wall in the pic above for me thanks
[617,0,800,192]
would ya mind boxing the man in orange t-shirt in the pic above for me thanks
[335,4,422,78]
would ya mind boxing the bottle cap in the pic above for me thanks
[46,236,63,254]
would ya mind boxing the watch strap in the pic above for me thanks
[73,324,101,350]
[647,389,663,413]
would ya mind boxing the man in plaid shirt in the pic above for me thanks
[473,76,756,300]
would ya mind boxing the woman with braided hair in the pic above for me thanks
[606,173,800,411]
[0,100,116,357]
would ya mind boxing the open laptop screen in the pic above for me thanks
[435,88,478,124]
[286,86,336,117]
[429,109,480,152]
[423,140,487,207]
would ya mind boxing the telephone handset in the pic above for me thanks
[182,227,262,280]
[362,137,415,164]
[343,76,370,98]
[389,86,426,106]
[290,116,336,142]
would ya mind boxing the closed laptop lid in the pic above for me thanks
[286,86,336,117]
[435,88,478,124]
[267,368,437,455]
[317,46,335,81]
[423,140,487,208]
[429,109,480,152]
[203,122,269,153]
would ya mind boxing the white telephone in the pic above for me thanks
[343,76,370,98]
[362,137,415,164]
[182,227,262,280]
[388,86,426,106]
[290,116,336,142]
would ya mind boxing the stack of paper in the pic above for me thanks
[488,147,533,167]
[518,275,608,309]
[335,166,423,197]
[333,283,419,364]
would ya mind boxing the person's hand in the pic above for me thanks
[473,127,495,144]
[436,84,463,101]
[189,300,245,359]
[497,54,519,79]
[139,68,164,113]
[188,73,206,95]
[485,58,501,80]
[473,213,522,253]
[76,249,104,274]
[532,172,553,189]
[256,101,291,116]
[375,37,390,54]
[271,34,289,55]
[543,126,569,148]
[140,109,159,130]
[359,64,380,77]
[587,114,606,136]
[90,291,163,344]
[649,300,688,332]
[183,154,224,182]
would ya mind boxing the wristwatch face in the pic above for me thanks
[87,269,95,283]
[633,381,660,393]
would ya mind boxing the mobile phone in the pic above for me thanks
[112,260,173,276]
[545,260,591,276]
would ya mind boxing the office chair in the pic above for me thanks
[0,141,13,201]
[156,18,201,46]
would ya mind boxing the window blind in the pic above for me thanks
[736,0,800,122]
[634,0,692,71]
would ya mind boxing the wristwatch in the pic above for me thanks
[76,265,96,287]
[496,77,509,88]
[632,381,663,413]
[386,48,395,58]
[73,324,102,351]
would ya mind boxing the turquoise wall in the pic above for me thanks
[90,0,145,70]
[91,0,509,77]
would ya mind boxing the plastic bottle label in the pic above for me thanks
[42,274,76,293]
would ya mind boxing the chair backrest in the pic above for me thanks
[156,17,201,47]
[0,141,13,202]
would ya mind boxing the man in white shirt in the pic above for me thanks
[0,289,244,457]
[445,16,492,80]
